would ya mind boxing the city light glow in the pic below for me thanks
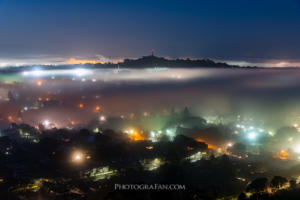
[72,151,85,163]
[43,120,50,127]
[248,132,257,140]
[294,145,300,153]
[99,115,106,122]
[125,129,145,141]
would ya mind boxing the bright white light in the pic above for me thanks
[73,68,92,77]
[32,69,43,76]
[23,71,29,76]
[22,69,44,77]
[165,129,176,141]
[227,143,233,147]
[248,132,257,140]
[24,106,28,111]
[150,131,158,142]
[43,120,50,127]
[166,129,175,137]
[72,151,84,163]
[150,131,155,137]
[268,131,274,136]
[75,154,82,160]
[100,115,106,121]
[295,145,300,153]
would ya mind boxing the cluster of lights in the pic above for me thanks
[42,120,56,129]
[149,130,161,142]
[149,129,176,142]
[141,158,163,171]
[84,167,117,181]
[233,121,300,160]
[236,124,262,132]
[292,123,300,132]
[165,129,176,141]
[124,129,145,141]
[187,152,202,162]
[235,123,275,143]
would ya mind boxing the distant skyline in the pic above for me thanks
[0,0,300,67]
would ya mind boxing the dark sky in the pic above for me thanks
[0,0,300,65]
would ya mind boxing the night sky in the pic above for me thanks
[0,0,300,66]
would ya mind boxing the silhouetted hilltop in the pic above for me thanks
[115,55,237,68]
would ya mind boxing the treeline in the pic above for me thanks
[238,176,298,200]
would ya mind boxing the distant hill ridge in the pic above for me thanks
[96,54,241,68]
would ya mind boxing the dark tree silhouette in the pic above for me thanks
[227,142,246,157]
[238,192,247,200]
[270,176,288,189]
[289,179,297,189]
[246,177,268,193]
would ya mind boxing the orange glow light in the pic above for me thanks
[72,151,84,163]
[187,146,194,151]
[79,104,84,108]
[128,130,145,141]
[195,138,218,150]
[95,106,101,111]
[36,80,43,86]
[274,150,291,160]
[66,58,105,65]
[8,115,13,121]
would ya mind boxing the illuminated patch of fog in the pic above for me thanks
[2,67,300,130]
[19,68,217,82]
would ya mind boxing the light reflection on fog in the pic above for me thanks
[0,68,300,129]
[20,68,215,82]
